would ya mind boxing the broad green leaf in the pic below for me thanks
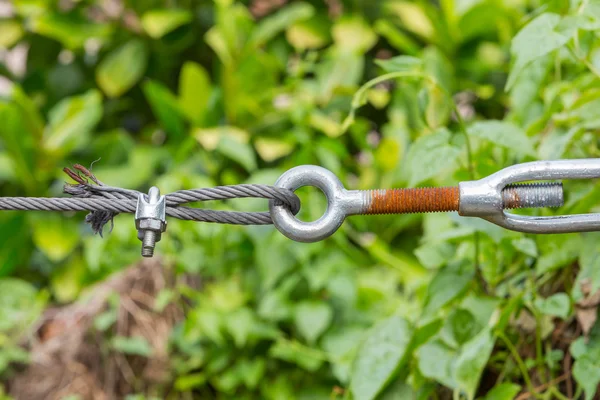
[534,293,570,319]
[141,9,192,39]
[350,316,413,400]
[574,233,600,301]
[218,135,257,172]
[468,120,534,156]
[0,101,37,190]
[378,379,416,400]
[96,40,148,98]
[455,329,495,399]
[286,16,330,50]
[538,127,581,160]
[332,16,377,53]
[30,13,111,49]
[194,126,256,171]
[404,128,460,187]
[111,336,153,357]
[423,267,473,315]
[385,2,434,41]
[143,80,186,139]
[269,339,323,372]
[448,309,481,346]
[417,340,457,388]
[223,307,255,348]
[482,383,521,400]
[43,89,102,154]
[250,2,314,47]
[414,241,455,269]
[0,20,24,48]
[50,256,86,303]
[178,61,212,124]
[322,326,365,383]
[30,214,80,263]
[255,138,294,162]
[573,355,600,400]
[293,301,332,344]
[536,234,581,275]
[175,373,207,391]
[373,19,420,55]
[375,56,423,73]
[0,278,45,334]
[511,238,538,257]
[506,13,574,90]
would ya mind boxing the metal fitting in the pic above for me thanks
[270,159,600,242]
[458,159,600,233]
[135,186,167,257]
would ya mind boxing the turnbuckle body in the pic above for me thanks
[269,159,600,243]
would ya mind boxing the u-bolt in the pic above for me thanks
[269,159,600,243]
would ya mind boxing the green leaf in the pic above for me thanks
[455,329,495,399]
[0,214,29,277]
[573,354,600,400]
[448,309,481,346]
[218,135,257,172]
[332,16,377,53]
[574,233,600,301]
[423,267,473,315]
[111,336,153,357]
[269,339,323,372]
[375,56,423,73]
[0,278,45,334]
[417,340,457,388]
[50,256,86,303]
[30,214,80,263]
[482,383,521,400]
[506,13,574,90]
[143,80,186,139]
[404,128,460,187]
[96,40,148,98]
[43,89,102,154]
[0,20,24,48]
[293,301,332,344]
[250,2,314,47]
[30,13,111,49]
[511,238,538,257]
[350,316,413,400]
[175,373,207,391]
[178,61,212,124]
[536,234,581,275]
[468,120,534,156]
[286,15,330,50]
[141,9,192,39]
[255,138,294,162]
[534,293,570,319]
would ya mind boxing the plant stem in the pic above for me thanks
[497,332,542,399]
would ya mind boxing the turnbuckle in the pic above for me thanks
[269,159,600,243]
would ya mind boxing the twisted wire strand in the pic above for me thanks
[0,183,300,228]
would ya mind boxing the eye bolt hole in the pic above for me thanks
[293,185,328,223]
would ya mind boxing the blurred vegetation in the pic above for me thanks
[2,0,600,398]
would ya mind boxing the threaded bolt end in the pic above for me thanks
[365,187,460,214]
[141,231,156,257]
[363,182,563,215]
[501,182,563,209]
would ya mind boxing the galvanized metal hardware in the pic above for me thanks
[458,159,600,234]
[135,186,167,257]
[270,159,600,243]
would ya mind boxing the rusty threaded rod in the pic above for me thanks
[363,182,563,215]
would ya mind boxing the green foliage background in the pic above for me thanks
[2,0,600,399]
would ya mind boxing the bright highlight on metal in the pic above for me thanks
[270,159,600,243]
